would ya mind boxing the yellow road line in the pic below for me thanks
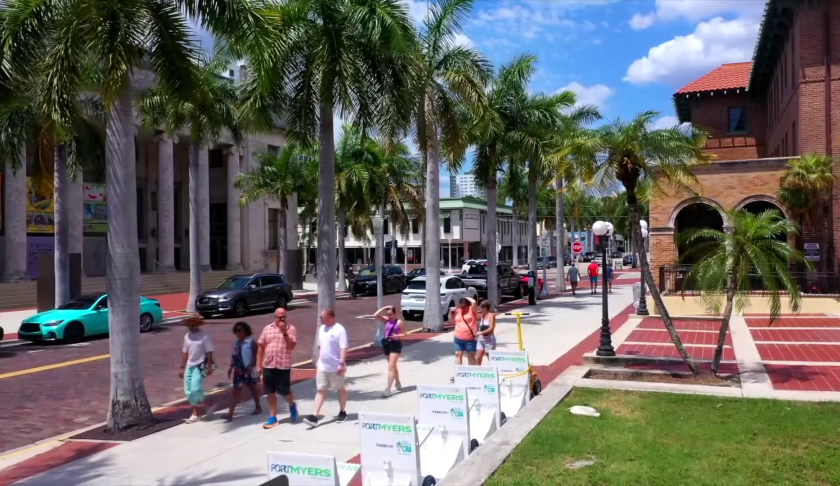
[0,354,110,380]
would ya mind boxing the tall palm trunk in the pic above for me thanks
[402,235,408,272]
[549,219,556,257]
[337,208,347,292]
[105,86,154,431]
[628,190,698,374]
[3,153,27,282]
[713,270,738,372]
[511,203,519,267]
[278,207,288,276]
[390,220,397,265]
[527,163,538,273]
[314,98,337,360]
[570,218,576,262]
[186,142,202,313]
[54,144,70,307]
[556,176,566,291]
[423,134,443,331]
[485,147,499,308]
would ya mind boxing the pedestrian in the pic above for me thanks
[225,322,262,422]
[449,297,478,381]
[374,305,405,397]
[256,308,299,429]
[179,315,217,423]
[588,261,599,295]
[606,262,614,293]
[567,264,580,295]
[303,308,348,428]
[475,299,496,365]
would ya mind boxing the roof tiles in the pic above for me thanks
[675,62,752,95]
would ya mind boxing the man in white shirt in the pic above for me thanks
[303,308,348,428]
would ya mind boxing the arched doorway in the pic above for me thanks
[741,200,788,244]
[675,203,724,265]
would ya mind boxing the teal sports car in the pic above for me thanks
[18,293,164,344]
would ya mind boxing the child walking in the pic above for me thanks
[226,322,262,421]
[179,315,217,423]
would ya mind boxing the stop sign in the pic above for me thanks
[572,241,583,254]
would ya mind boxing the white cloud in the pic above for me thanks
[558,82,615,110]
[453,33,474,48]
[623,16,759,86]
[401,0,429,23]
[630,13,655,30]
[649,115,679,130]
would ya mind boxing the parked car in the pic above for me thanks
[582,251,596,262]
[17,293,164,344]
[352,265,407,296]
[405,267,445,284]
[611,251,623,259]
[460,262,523,299]
[536,256,550,269]
[0,323,4,341]
[196,273,293,318]
[400,275,477,321]
[460,259,487,273]
[547,256,558,268]
[623,254,635,266]
[563,253,571,265]
[519,274,544,294]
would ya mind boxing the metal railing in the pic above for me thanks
[658,265,840,297]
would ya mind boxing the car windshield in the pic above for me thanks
[466,264,488,275]
[406,281,426,291]
[409,269,424,276]
[358,267,376,276]
[58,297,98,310]
[216,277,251,290]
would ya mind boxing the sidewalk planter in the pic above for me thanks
[264,452,360,486]
[453,365,502,444]
[488,350,531,419]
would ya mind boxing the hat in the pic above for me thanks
[183,314,206,326]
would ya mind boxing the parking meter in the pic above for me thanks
[528,270,537,305]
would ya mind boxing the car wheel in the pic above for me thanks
[276,294,289,310]
[139,313,154,333]
[62,321,85,344]
[402,311,409,320]
[233,299,248,317]
[532,378,542,397]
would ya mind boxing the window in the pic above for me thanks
[261,276,280,286]
[268,208,279,250]
[411,219,419,234]
[228,69,235,78]
[209,149,224,168]
[728,106,747,133]
[267,145,280,156]
[443,215,451,234]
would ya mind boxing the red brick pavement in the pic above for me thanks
[756,343,840,362]
[745,317,840,328]
[636,318,722,331]
[751,328,840,343]
[616,343,735,361]
[626,329,732,346]
[764,364,840,392]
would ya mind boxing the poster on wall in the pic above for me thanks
[83,184,107,233]
[26,236,55,279]
[26,177,55,233]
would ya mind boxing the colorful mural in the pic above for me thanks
[83,183,107,233]
[26,178,55,233]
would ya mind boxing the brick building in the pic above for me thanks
[650,0,840,276]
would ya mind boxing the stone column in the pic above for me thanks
[156,134,177,272]
[226,146,243,270]
[199,144,211,271]
[68,174,83,256]
[3,154,27,282]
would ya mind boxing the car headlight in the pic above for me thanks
[218,294,230,301]
[42,320,64,327]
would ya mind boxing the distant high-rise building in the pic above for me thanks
[450,171,485,199]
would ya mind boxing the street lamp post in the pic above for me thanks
[637,220,650,316]
[372,213,385,345]
[541,234,549,297]
[593,220,615,356]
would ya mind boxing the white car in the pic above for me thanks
[400,275,478,321]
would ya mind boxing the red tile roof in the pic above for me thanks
[675,62,752,94]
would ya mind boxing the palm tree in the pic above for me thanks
[2,0,278,431]
[410,0,491,331]
[138,52,242,314]
[682,209,808,372]
[587,110,711,374]
[243,0,416,327]
[235,142,317,276]
[378,140,424,270]
[498,161,527,266]
[777,154,835,270]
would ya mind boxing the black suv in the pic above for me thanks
[460,262,523,299]
[352,265,407,295]
[196,273,293,318]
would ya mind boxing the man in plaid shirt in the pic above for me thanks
[256,308,298,429]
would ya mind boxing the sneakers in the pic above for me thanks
[395,381,402,391]
[185,414,201,424]
[337,411,347,423]
[303,415,319,428]
[263,416,279,429]
[289,402,299,422]
[382,389,392,398]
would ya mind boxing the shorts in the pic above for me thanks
[383,339,403,356]
[316,368,346,391]
[232,369,259,388]
[570,280,579,288]
[477,334,496,351]
[262,368,292,396]
[590,276,598,285]
[453,337,477,353]
[184,365,206,406]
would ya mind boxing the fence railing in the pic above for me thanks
[658,265,840,297]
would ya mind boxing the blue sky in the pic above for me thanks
[406,0,767,195]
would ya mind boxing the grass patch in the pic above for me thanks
[488,388,840,486]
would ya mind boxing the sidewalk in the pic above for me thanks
[1,286,635,485]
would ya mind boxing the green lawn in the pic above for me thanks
[488,388,840,486]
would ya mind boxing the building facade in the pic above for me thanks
[650,0,840,275]
[450,172,485,199]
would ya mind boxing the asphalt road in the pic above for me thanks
[0,291,410,455]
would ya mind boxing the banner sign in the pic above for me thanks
[489,350,531,417]
[83,183,107,233]
[417,384,471,459]
[453,365,501,429]
[26,177,54,233]
[265,452,339,485]
[359,413,420,486]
